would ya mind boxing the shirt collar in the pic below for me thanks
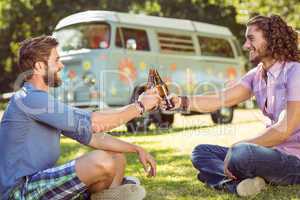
[259,61,285,79]
[23,82,37,91]
[268,61,285,78]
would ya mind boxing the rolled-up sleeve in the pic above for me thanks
[287,64,300,101]
[19,91,92,145]
[238,67,257,92]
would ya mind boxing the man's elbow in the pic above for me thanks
[273,122,295,143]
[277,129,293,143]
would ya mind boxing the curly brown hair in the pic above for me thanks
[247,15,300,62]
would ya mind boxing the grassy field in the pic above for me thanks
[58,109,300,200]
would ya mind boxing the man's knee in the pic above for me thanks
[191,144,214,167]
[228,143,253,170]
[76,150,117,186]
[93,151,117,176]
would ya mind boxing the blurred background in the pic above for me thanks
[0,0,299,94]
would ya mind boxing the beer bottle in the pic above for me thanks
[153,69,174,110]
[146,69,155,89]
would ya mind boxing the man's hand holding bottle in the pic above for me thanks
[138,89,162,112]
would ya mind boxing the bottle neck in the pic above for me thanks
[147,69,155,88]
[154,70,164,85]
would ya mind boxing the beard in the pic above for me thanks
[43,66,62,88]
[249,45,270,66]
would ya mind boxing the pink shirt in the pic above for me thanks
[240,61,300,159]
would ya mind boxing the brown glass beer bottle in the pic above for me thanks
[146,68,155,89]
[153,69,174,110]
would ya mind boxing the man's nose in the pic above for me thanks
[242,41,250,51]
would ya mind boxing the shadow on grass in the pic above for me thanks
[108,118,262,138]
[58,137,300,200]
[124,146,238,200]
[125,145,300,200]
[109,124,217,137]
[58,140,91,165]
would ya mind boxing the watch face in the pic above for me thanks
[135,101,144,116]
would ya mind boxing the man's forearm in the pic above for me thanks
[237,127,287,147]
[189,95,224,113]
[186,84,252,113]
[88,132,141,153]
[91,104,140,133]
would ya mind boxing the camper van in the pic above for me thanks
[52,10,246,132]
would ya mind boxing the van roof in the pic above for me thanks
[55,10,233,36]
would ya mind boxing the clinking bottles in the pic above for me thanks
[147,68,174,110]
[146,69,155,89]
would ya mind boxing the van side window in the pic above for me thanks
[198,36,234,58]
[115,27,150,51]
[158,33,195,54]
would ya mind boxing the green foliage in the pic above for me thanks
[59,129,300,200]
[0,0,299,93]
[221,0,300,28]
[0,0,133,92]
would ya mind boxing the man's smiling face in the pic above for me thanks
[243,25,270,65]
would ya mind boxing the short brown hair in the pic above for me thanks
[247,15,300,62]
[18,36,58,79]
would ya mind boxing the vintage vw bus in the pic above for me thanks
[52,10,246,132]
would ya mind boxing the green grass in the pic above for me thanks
[58,124,300,200]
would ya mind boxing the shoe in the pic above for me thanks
[122,176,140,185]
[237,176,266,197]
[91,184,146,200]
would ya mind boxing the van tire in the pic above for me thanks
[152,111,174,130]
[126,86,174,133]
[126,115,151,133]
[210,107,234,124]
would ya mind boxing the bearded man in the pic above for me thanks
[0,36,161,200]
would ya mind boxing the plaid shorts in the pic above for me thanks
[9,160,90,200]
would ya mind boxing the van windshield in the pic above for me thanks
[54,23,110,52]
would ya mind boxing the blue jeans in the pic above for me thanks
[191,143,300,193]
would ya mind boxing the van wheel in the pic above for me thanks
[126,114,152,133]
[152,110,174,130]
[210,107,234,124]
[125,86,174,133]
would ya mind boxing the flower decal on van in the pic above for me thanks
[68,69,77,80]
[170,63,177,71]
[118,58,137,84]
[226,67,237,80]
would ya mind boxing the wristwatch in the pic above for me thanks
[179,96,189,113]
[135,101,145,116]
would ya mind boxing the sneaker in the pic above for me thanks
[91,184,146,200]
[237,176,266,197]
[122,176,141,185]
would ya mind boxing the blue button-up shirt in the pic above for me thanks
[0,82,92,199]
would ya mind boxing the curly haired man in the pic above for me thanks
[167,15,300,196]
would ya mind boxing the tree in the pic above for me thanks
[0,0,135,92]
[221,0,300,29]
[4,0,288,93]
[130,0,245,42]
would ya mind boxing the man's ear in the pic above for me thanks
[33,61,46,75]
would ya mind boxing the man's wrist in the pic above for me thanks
[178,96,189,113]
[134,101,145,116]
[135,146,143,154]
